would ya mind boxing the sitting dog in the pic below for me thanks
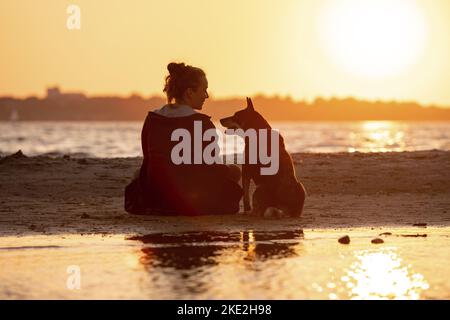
[220,98,306,218]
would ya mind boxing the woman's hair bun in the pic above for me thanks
[167,62,186,76]
[164,62,206,103]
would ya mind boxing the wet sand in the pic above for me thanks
[0,227,448,299]
[0,150,449,236]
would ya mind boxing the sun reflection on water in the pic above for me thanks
[239,230,257,261]
[342,248,429,300]
[349,121,407,152]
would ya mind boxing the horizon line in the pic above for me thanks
[0,86,449,109]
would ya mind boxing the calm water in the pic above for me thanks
[0,227,448,299]
[1,121,450,157]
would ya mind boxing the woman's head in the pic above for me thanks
[163,62,209,110]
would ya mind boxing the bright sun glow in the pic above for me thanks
[319,0,428,77]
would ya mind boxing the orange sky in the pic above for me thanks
[1,0,450,106]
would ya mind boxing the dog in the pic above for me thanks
[220,97,306,218]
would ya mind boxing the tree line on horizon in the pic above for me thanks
[0,89,449,121]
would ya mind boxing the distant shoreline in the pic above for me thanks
[2,89,450,121]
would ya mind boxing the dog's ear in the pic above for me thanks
[246,97,254,110]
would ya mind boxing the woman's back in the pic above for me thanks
[125,62,242,215]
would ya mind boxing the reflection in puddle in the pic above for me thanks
[336,248,429,300]
[128,230,304,270]
[128,230,305,297]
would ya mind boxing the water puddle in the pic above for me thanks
[0,227,448,299]
[128,230,304,270]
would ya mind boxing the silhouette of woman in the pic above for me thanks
[125,62,243,215]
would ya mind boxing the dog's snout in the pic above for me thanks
[220,116,233,127]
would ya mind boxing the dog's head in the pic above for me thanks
[220,97,267,131]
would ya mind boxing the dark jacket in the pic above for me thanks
[125,111,242,215]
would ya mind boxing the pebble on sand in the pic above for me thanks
[338,235,350,244]
[371,238,384,244]
[412,223,427,227]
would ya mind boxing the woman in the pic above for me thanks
[125,62,243,215]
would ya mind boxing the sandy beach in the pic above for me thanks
[0,150,449,299]
[0,150,449,236]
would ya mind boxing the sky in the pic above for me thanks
[1,0,450,106]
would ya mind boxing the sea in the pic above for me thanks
[1,121,449,158]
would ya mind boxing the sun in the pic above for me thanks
[318,0,428,77]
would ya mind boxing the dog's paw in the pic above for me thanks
[263,207,285,219]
